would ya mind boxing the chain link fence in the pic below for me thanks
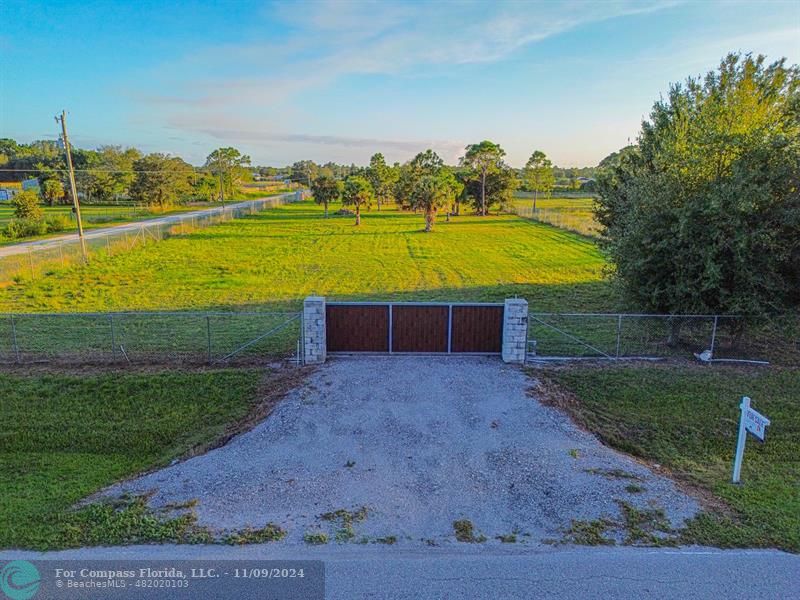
[1,308,795,367]
[527,313,799,365]
[0,193,301,284]
[508,203,600,237]
[0,311,302,365]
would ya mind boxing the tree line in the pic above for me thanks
[0,141,259,209]
[308,143,568,231]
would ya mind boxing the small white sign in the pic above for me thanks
[732,396,771,483]
[743,404,770,441]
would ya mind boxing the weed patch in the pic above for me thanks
[224,523,286,545]
[453,519,487,543]
[303,531,328,545]
[564,519,616,546]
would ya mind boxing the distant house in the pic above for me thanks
[21,178,40,191]
[0,182,21,201]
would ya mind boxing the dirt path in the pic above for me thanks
[105,357,698,546]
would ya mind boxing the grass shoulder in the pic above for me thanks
[533,363,799,552]
[0,366,302,550]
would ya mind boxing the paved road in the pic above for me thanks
[1,545,796,599]
[0,195,293,258]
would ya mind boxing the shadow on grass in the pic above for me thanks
[127,282,621,314]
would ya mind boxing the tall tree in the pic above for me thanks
[596,53,800,318]
[41,178,64,206]
[366,152,397,211]
[438,169,464,221]
[460,141,506,216]
[411,173,459,232]
[130,154,194,209]
[524,150,555,210]
[205,147,252,201]
[394,149,444,209]
[192,173,219,202]
[341,176,374,226]
[92,145,141,202]
[462,166,517,214]
[290,160,319,186]
[310,173,341,217]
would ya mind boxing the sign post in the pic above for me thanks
[732,396,770,483]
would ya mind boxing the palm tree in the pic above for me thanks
[411,174,456,232]
[342,176,374,226]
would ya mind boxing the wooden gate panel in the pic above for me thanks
[326,305,388,352]
[451,305,503,353]
[392,305,448,353]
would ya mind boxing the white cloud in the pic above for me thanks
[132,0,684,162]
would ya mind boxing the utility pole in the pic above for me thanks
[218,172,225,208]
[55,110,87,260]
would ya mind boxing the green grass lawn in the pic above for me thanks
[0,369,271,549]
[0,200,615,313]
[542,365,800,552]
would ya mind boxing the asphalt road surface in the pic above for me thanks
[1,545,796,599]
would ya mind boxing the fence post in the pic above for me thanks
[615,314,623,359]
[710,315,719,357]
[28,248,35,279]
[59,241,64,266]
[206,315,213,364]
[109,314,117,361]
[10,314,20,363]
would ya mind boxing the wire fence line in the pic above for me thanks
[527,313,799,365]
[0,311,303,365]
[0,192,302,285]
[508,203,600,237]
[1,309,796,367]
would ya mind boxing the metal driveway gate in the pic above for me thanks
[326,302,503,354]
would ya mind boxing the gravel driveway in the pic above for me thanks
[106,357,698,546]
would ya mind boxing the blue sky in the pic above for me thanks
[2,0,799,167]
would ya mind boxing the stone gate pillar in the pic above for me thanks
[502,298,528,363]
[303,296,326,364]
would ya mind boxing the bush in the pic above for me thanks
[45,214,72,233]
[4,218,48,239]
[12,189,44,221]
